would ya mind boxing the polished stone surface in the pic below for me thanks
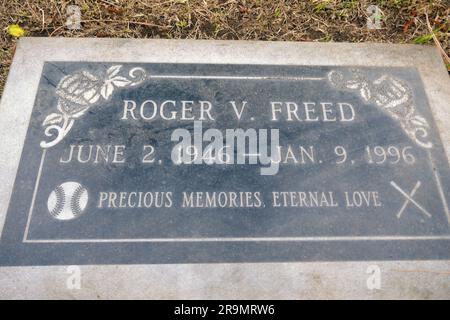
[0,62,449,265]
[0,38,449,298]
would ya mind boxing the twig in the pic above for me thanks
[425,12,450,64]
[50,19,171,37]
[101,0,120,7]
[39,8,45,32]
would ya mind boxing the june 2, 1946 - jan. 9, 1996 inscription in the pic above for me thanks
[0,61,449,266]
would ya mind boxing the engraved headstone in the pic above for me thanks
[0,39,449,298]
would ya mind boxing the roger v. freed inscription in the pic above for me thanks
[0,63,449,265]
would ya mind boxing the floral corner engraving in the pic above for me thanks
[327,69,432,149]
[40,65,147,148]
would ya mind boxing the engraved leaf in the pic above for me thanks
[100,82,115,100]
[43,113,63,126]
[410,115,429,127]
[107,65,122,78]
[110,76,132,87]
[360,83,371,102]
[345,80,361,89]
[69,105,90,119]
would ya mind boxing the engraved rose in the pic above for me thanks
[41,65,146,148]
[371,75,413,118]
[53,71,102,119]
[328,69,432,149]
[367,75,431,148]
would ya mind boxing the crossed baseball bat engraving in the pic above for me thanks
[390,180,432,219]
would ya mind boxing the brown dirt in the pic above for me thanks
[0,0,449,98]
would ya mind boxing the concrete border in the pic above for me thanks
[0,38,449,299]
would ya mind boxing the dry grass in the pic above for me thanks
[0,0,449,98]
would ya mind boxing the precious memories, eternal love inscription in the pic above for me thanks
[0,63,449,265]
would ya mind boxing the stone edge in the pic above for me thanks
[0,38,449,299]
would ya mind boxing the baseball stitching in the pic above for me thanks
[71,185,86,217]
[51,185,65,218]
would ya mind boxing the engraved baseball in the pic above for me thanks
[47,182,88,220]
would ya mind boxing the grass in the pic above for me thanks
[0,0,449,98]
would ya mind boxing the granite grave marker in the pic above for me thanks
[0,39,449,298]
[0,41,449,266]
